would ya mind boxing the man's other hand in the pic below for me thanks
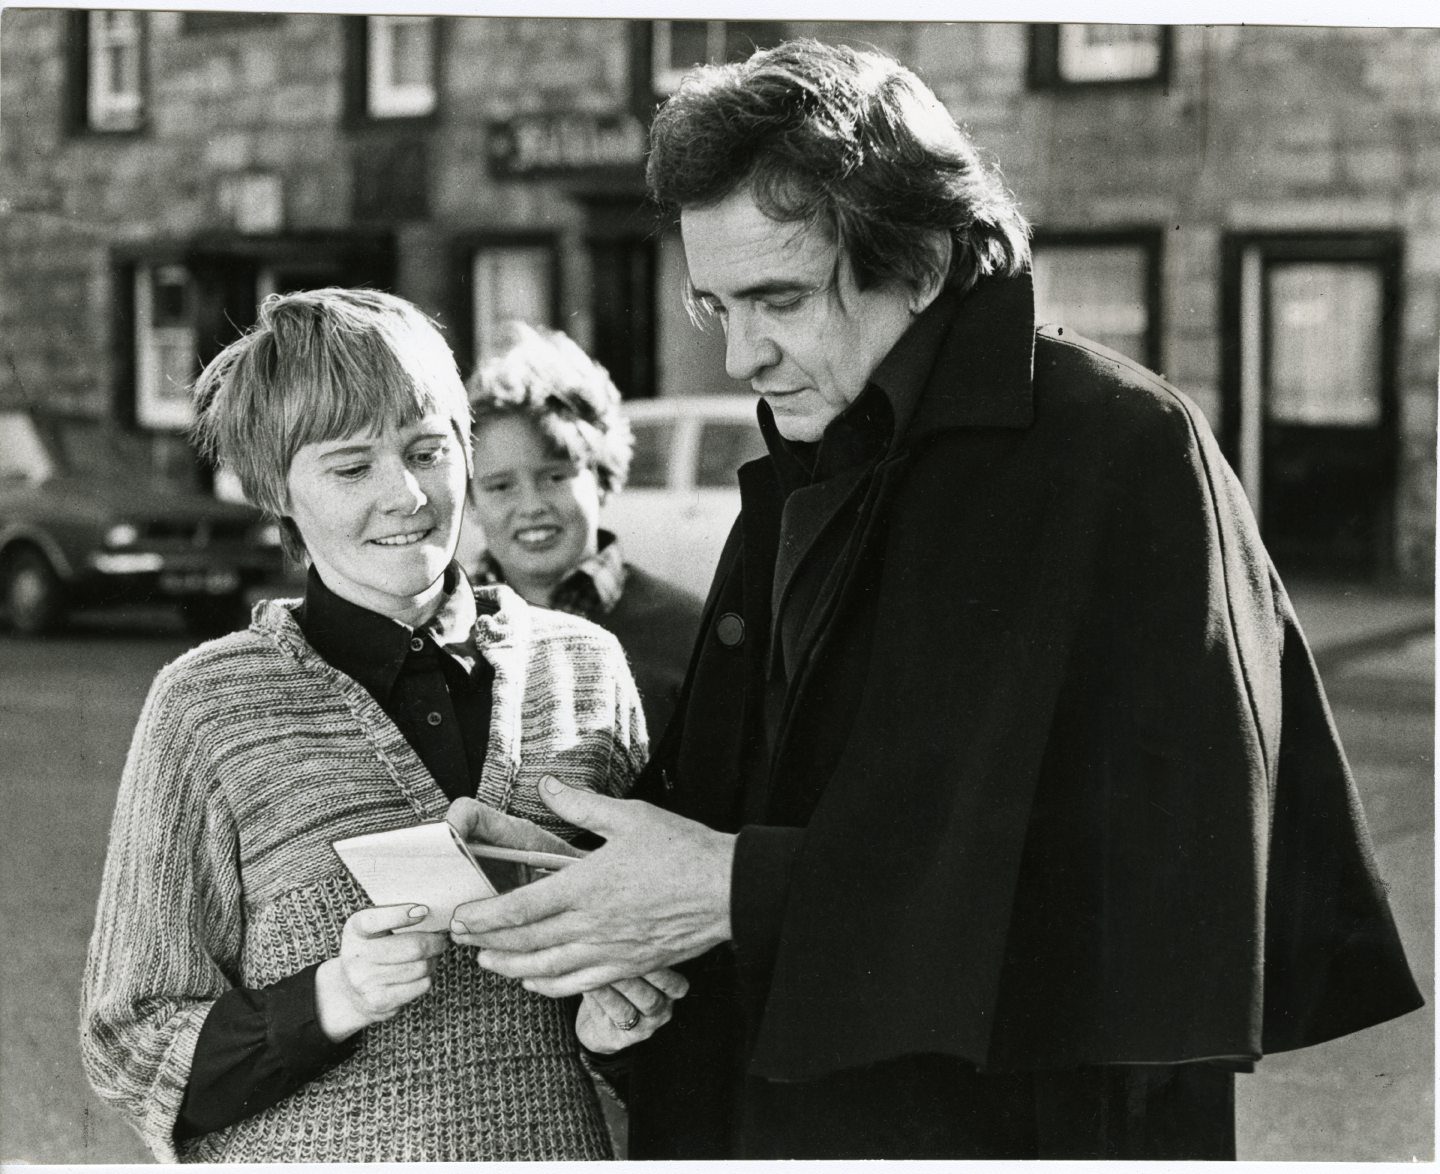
[449,776,734,996]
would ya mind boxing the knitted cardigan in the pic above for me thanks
[80,586,647,1163]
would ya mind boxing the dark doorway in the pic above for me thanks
[1220,233,1401,577]
[585,198,658,400]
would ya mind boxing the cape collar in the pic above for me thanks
[900,269,1036,446]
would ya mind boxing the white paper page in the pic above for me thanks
[332,821,497,933]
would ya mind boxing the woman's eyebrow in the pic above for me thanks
[317,441,375,459]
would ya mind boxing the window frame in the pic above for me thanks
[644,18,786,97]
[449,232,563,378]
[132,262,200,432]
[343,14,443,127]
[179,11,283,34]
[65,9,148,137]
[650,19,727,95]
[1027,23,1173,91]
[1030,226,1164,371]
[1218,230,1403,466]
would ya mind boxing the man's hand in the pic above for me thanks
[445,795,585,859]
[449,776,735,996]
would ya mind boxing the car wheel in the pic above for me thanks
[3,548,67,637]
[178,592,249,639]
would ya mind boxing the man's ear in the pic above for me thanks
[909,231,953,314]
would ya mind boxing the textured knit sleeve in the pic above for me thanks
[80,658,246,1163]
[602,632,649,800]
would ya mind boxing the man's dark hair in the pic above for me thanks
[646,39,1031,297]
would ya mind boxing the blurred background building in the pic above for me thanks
[2,13,1436,582]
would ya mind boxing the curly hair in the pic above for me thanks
[646,38,1030,297]
[190,287,472,561]
[467,323,634,495]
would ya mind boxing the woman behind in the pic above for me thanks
[80,289,676,1162]
[465,324,703,739]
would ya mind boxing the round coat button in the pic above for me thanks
[716,613,745,647]
[426,711,443,726]
[409,636,425,652]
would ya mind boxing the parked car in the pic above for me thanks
[456,395,764,600]
[605,396,765,596]
[0,407,285,636]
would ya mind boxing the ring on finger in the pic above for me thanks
[613,1008,642,1031]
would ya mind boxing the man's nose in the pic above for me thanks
[380,463,427,514]
[724,311,780,383]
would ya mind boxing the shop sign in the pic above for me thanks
[487,114,647,178]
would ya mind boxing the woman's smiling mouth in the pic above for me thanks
[370,528,434,547]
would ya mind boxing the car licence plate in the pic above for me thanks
[159,570,241,595]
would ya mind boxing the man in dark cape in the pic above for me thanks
[451,39,1421,1159]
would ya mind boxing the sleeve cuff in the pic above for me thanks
[730,825,805,984]
[268,962,360,1078]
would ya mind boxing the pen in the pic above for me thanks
[463,842,584,871]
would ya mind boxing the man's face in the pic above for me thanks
[681,188,917,443]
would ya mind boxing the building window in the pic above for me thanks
[1029,24,1171,89]
[469,242,558,366]
[180,12,282,34]
[650,19,783,95]
[70,10,146,133]
[1031,230,1161,368]
[1266,263,1385,427]
[367,15,438,118]
[134,265,198,431]
[346,15,439,122]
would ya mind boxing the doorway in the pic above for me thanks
[1220,233,1401,576]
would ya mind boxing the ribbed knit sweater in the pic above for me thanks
[80,587,647,1162]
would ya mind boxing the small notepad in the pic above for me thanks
[332,821,578,933]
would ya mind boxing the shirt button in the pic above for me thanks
[716,613,745,647]
[409,636,425,652]
[426,711,443,726]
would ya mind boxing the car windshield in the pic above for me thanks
[0,410,56,483]
[627,421,675,489]
[0,409,170,486]
[696,421,767,488]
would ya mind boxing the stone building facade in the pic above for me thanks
[1,13,1435,580]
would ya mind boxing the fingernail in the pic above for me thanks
[409,905,428,919]
[541,775,563,794]
[521,979,537,991]
[450,918,468,935]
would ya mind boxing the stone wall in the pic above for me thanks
[1,14,1434,578]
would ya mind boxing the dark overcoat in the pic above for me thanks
[595,563,702,741]
[626,274,1421,1159]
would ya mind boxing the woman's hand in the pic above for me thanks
[575,969,689,1054]
[315,904,448,1042]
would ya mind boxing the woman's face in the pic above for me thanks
[285,412,468,626]
[471,414,603,606]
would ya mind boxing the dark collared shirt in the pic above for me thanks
[297,564,494,803]
[176,565,494,1141]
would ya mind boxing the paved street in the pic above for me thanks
[0,590,1432,1163]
